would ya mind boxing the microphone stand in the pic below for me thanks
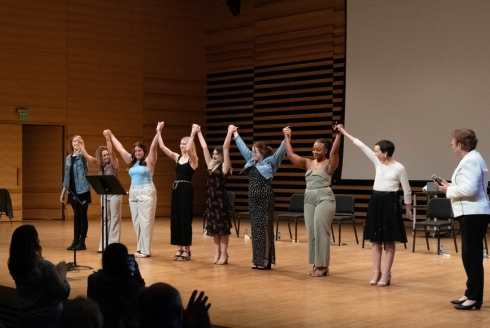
[66,187,93,270]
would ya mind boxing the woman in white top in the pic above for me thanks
[337,126,412,287]
[436,129,490,310]
[107,122,163,258]
[78,132,123,253]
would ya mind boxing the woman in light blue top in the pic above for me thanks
[108,122,163,258]
[233,125,287,270]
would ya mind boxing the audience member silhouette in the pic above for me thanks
[87,243,145,328]
[60,296,103,328]
[8,225,72,328]
[137,283,211,328]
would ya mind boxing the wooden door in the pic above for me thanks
[0,124,22,221]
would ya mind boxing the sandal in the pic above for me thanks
[173,250,183,261]
[177,250,191,261]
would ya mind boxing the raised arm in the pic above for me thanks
[197,126,212,166]
[145,122,163,171]
[336,124,356,143]
[187,124,199,170]
[222,125,235,175]
[108,130,132,164]
[77,136,97,166]
[283,126,307,170]
[233,127,253,162]
[157,122,179,162]
[104,131,118,169]
[326,125,343,175]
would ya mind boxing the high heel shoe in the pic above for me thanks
[211,252,221,264]
[256,259,271,270]
[454,300,482,310]
[311,267,329,277]
[370,271,382,285]
[377,272,391,286]
[217,253,228,265]
[308,265,316,276]
[450,296,467,305]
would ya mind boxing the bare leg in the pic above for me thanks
[217,235,229,265]
[212,235,221,264]
[378,242,395,286]
[370,242,382,284]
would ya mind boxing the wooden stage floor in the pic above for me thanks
[1,217,490,327]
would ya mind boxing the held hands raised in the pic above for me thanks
[283,126,291,139]
[156,121,164,133]
[103,129,113,139]
[191,124,200,135]
[334,123,345,134]
[228,125,237,133]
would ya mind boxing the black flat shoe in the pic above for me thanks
[454,301,482,310]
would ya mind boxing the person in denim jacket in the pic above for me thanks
[232,125,286,270]
[60,135,92,251]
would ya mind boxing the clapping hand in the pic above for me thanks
[183,290,211,328]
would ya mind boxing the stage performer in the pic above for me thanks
[158,124,198,261]
[107,122,163,258]
[282,124,342,277]
[78,132,123,253]
[233,125,287,270]
[337,125,412,286]
[61,134,92,251]
[196,124,234,265]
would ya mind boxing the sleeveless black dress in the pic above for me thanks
[170,157,194,246]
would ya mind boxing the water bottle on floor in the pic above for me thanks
[439,245,444,255]
[244,229,249,239]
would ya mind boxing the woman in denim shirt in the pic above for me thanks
[232,125,286,269]
[60,135,91,251]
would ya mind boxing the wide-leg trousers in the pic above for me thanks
[98,194,123,251]
[304,187,336,267]
[129,183,157,256]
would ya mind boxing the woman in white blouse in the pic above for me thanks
[337,126,412,287]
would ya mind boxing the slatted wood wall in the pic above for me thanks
[206,0,349,213]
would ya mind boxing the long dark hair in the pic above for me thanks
[102,243,131,277]
[129,142,148,168]
[8,225,42,277]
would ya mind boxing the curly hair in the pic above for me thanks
[95,146,108,167]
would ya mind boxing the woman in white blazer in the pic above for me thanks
[436,128,490,310]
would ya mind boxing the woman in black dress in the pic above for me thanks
[233,125,287,270]
[197,125,234,265]
[159,123,198,261]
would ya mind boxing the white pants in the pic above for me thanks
[98,194,123,251]
[129,183,157,255]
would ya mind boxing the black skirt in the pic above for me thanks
[363,191,407,244]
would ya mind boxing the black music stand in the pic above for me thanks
[65,187,92,270]
[86,175,126,253]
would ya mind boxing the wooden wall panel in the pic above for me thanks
[0,124,22,221]
[205,0,346,213]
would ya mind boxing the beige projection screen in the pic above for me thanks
[343,0,490,181]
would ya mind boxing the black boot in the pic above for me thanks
[67,240,76,250]
[75,238,86,251]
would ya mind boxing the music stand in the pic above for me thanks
[65,187,92,270]
[86,175,126,253]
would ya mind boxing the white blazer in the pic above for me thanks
[446,150,490,217]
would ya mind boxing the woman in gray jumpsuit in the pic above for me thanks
[283,125,342,277]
